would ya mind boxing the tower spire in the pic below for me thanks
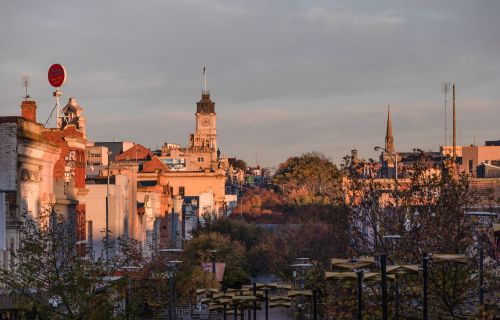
[385,105,394,153]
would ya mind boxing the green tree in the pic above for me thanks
[0,211,115,319]
[233,159,248,171]
[340,154,494,318]
[273,152,342,205]
[181,232,249,289]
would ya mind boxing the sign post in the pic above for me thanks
[44,64,67,128]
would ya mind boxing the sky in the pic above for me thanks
[1,0,499,167]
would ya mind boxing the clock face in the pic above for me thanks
[201,117,210,126]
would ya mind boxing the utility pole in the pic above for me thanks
[105,151,112,266]
[380,254,388,320]
[422,253,429,320]
[356,270,364,320]
[253,283,257,320]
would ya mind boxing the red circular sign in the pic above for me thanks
[48,64,67,87]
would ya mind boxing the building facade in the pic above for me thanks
[0,100,60,269]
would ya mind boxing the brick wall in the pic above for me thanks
[470,178,500,206]
[42,126,86,188]
[20,101,37,122]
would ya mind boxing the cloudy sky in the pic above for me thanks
[1,0,499,167]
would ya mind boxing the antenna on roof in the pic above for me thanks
[22,75,31,101]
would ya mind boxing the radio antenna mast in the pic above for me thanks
[452,83,456,164]
[442,82,450,147]
[22,75,31,101]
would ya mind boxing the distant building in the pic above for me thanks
[462,145,500,175]
[82,174,133,259]
[86,144,109,166]
[485,139,500,146]
[477,163,500,178]
[94,141,135,162]
[158,90,221,172]
[42,97,89,256]
[440,145,463,158]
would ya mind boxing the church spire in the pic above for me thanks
[385,105,394,153]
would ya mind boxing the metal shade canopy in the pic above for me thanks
[494,223,500,236]
[386,264,419,274]
[196,288,219,295]
[233,296,257,302]
[288,290,313,297]
[158,248,184,253]
[431,254,467,264]
[325,272,357,280]
[364,272,396,282]
[276,284,292,290]
[269,296,292,302]
[255,283,279,290]
[208,304,224,311]
[331,256,375,270]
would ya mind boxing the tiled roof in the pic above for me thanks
[115,144,153,161]
[141,156,169,173]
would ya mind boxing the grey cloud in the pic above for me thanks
[0,0,499,166]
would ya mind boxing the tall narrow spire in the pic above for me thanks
[385,105,394,153]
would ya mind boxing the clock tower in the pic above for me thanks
[191,90,217,159]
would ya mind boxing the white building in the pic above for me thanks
[81,169,139,260]
[0,101,60,270]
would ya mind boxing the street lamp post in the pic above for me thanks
[374,146,398,180]
[252,282,257,320]
[158,248,183,320]
[355,269,363,320]
[208,249,218,275]
[167,260,182,320]
[122,265,139,320]
[380,254,388,320]
[465,211,498,309]
[383,234,401,319]
[291,258,313,320]
[312,288,318,320]
[327,256,376,320]
[264,289,269,320]
[105,150,112,266]
[422,253,430,320]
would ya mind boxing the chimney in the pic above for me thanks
[20,100,37,122]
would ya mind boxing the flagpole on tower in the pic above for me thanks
[203,66,207,93]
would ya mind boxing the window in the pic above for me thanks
[179,186,185,197]
[86,221,93,259]
[198,157,204,162]
[469,160,473,173]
